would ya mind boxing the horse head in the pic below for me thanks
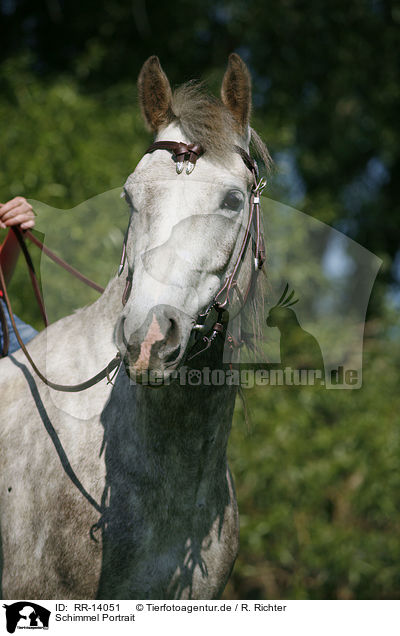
[115,54,266,383]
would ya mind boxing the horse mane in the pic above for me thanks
[240,273,267,356]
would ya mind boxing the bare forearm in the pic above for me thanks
[0,197,35,288]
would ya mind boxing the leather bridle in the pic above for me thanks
[136,141,266,360]
[0,140,266,389]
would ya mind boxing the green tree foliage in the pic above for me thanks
[1,0,398,298]
[0,57,148,326]
[226,310,400,599]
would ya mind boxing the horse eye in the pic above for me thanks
[221,190,243,212]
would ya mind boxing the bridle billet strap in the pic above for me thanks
[234,145,259,179]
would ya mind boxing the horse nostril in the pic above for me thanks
[160,318,181,365]
[164,345,181,364]
[167,318,180,348]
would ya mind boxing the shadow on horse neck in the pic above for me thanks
[96,344,238,599]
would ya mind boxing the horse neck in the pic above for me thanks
[132,375,237,490]
[104,359,237,507]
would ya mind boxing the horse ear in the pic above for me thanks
[221,53,252,136]
[138,56,173,132]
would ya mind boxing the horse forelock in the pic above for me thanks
[170,82,272,172]
[171,82,238,163]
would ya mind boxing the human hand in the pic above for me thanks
[0,196,35,230]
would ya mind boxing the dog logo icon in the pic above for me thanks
[3,602,50,633]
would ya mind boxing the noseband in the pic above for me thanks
[120,139,267,360]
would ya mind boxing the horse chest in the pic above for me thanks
[97,489,238,599]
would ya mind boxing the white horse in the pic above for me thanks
[0,54,268,599]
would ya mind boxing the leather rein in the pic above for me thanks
[0,230,122,390]
[0,141,265,391]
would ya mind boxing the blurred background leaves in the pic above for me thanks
[1,0,399,599]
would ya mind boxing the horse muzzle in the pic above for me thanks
[115,304,193,384]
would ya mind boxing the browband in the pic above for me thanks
[144,141,259,180]
[145,141,204,174]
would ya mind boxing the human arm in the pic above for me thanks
[0,197,35,287]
